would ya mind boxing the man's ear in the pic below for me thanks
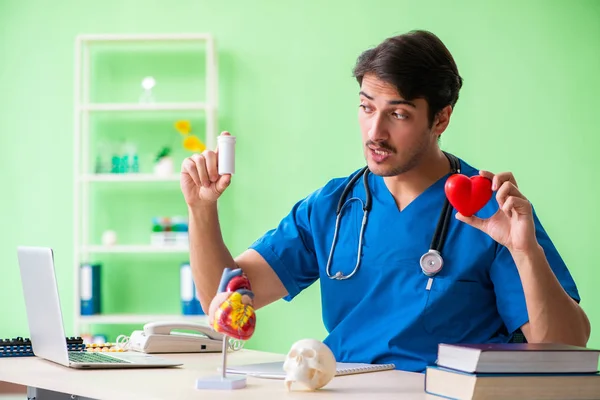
[433,105,453,138]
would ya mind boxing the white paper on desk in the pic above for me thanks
[225,361,395,379]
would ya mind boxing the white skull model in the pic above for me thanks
[282,338,337,391]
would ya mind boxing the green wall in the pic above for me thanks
[1,0,599,355]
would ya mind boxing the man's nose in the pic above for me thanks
[368,114,387,142]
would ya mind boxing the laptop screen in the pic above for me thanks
[17,246,70,366]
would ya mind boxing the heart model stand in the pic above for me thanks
[195,335,246,390]
[195,268,256,390]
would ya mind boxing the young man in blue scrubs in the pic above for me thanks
[180,30,591,372]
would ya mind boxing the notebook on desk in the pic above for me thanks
[226,361,395,379]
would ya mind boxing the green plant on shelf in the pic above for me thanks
[155,147,171,163]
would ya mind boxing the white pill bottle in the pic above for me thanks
[218,135,236,175]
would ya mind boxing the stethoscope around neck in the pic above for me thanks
[325,151,461,280]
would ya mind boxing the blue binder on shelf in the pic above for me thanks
[180,262,204,315]
[80,263,101,315]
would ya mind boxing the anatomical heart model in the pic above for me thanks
[212,268,256,340]
[195,268,256,390]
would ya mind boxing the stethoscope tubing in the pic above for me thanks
[326,152,460,280]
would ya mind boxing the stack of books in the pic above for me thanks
[425,343,600,399]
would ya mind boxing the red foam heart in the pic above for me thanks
[444,174,493,217]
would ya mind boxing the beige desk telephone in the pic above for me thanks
[128,321,224,354]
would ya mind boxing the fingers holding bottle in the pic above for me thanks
[180,131,235,206]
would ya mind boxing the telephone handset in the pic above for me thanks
[143,321,223,339]
[128,320,224,354]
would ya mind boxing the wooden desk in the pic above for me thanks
[0,349,429,399]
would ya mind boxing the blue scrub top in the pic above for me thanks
[249,158,580,373]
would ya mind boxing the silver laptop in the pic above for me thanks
[17,246,182,369]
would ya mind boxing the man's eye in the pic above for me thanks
[392,112,407,120]
[359,104,373,112]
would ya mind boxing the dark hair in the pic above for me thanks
[353,30,463,126]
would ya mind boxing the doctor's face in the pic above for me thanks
[358,74,439,177]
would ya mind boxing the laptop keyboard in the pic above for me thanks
[69,351,129,364]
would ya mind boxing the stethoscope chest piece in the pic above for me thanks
[419,249,444,277]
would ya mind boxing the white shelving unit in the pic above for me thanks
[82,245,191,254]
[80,102,208,112]
[80,173,180,182]
[72,33,216,332]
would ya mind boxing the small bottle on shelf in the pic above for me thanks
[139,76,156,103]
[123,142,139,173]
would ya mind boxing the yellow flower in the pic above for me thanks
[175,120,191,135]
[183,135,206,152]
